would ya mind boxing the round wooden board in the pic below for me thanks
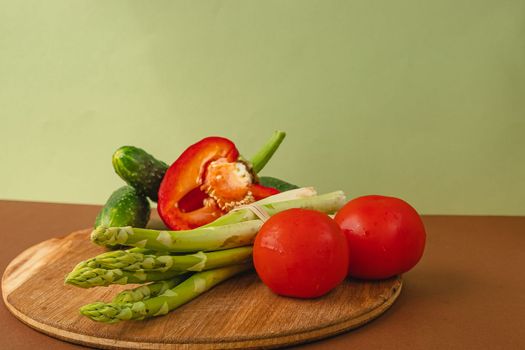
[2,229,402,350]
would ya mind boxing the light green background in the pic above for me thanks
[1,1,524,215]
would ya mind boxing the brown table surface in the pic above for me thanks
[1,200,524,349]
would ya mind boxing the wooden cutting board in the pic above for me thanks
[2,229,402,350]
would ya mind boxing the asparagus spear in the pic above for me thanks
[91,220,262,252]
[112,276,190,304]
[71,247,156,271]
[80,263,252,323]
[65,266,185,288]
[66,247,253,287]
[81,246,253,272]
[91,191,346,251]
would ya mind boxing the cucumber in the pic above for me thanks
[95,186,150,228]
[258,176,299,192]
[112,146,168,202]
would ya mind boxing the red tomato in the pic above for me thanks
[253,208,349,298]
[334,195,426,279]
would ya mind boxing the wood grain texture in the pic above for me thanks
[2,229,402,350]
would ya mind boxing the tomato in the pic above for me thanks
[334,195,426,279]
[253,208,349,298]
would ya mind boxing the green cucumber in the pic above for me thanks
[112,146,168,202]
[95,186,150,228]
[258,176,299,192]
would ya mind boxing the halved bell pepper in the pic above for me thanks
[158,133,284,230]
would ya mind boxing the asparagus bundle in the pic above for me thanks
[65,247,253,288]
[80,263,252,323]
[67,188,347,323]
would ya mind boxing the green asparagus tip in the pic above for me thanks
[64,266,128,288]
[91,225,133,247]
[80,302,132,323]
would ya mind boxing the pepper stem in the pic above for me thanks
[249,131,286,174]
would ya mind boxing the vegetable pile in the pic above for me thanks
[65,131,426,324]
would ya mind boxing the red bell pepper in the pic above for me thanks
[158,133,284,230]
